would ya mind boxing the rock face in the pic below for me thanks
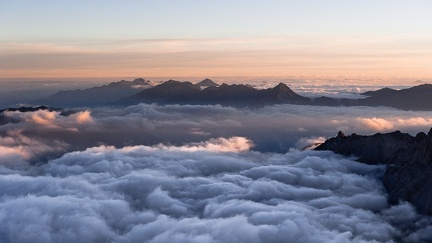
[316,130,432,215]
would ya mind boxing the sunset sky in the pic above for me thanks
[1,0,432,79]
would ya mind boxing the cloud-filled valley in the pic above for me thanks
[4,1,432,241]
[1,103,432,242]
[2,103,432,164]
[1,139,432,242]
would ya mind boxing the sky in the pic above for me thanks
[1,0,432,79]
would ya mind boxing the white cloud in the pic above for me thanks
[357,117,432,132]
[2,104,432,163]
[154,137,254,153]
[0,130,67,166]
[0,140,431,242]
[295,136,326,150]
[70,110,95,125]
[357,117,394,131]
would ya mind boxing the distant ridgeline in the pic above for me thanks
[34,78,151,107]
[316,130,432,215]
[34,78,432,110]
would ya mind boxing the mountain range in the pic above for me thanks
[34,78,432,111]
[358,84,432,110]
[119,80,309,107]
[35,78,151,107]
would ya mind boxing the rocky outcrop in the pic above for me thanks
[316,129,432,215]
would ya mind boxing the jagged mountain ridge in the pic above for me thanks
[34,78,432,110]
[316,130,432,215]
[121,81,309,107]
[122,81,432,110]
[195,78,219,88]
[359,84,432,110]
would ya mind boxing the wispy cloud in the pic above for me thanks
[1,35,432,78]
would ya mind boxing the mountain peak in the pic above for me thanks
[337,131,346,138]
[362,87,397,97]
[271,83,298,96]
[195,78,219,87]
[316,129,432,215]
[273,83,290,91]
[106,78,149,88]
[154,80,197,89]
[133,80,200,99]
[131,78,149,85]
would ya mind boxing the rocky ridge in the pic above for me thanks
[34,78,432,111]
[123,81,309,107]
[316,129,432,215]
[35,78,151,107]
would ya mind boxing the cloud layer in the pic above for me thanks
[2,103,432,165]
[1,104,432,241]
[1,139,431,242]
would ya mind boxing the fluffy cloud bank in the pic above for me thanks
[0,138,431,242]
[357,117,432,131]
[2,104,432,164]
[153,136,253,153]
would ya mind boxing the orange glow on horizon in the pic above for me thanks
[1,36,431,80]
[1,66,431,80]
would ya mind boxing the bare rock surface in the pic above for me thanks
[316,129,432,215]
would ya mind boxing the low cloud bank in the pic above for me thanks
[2,104,432,164]
[0,138,431,242]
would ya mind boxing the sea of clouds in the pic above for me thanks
[1,104,432,242]
[2,103,432,164]
[1,137,432,242]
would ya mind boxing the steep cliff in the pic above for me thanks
[316,129,432,215]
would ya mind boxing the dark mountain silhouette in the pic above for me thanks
[194,78,219,88]
[35,78,151,107]
[125,80,201,105]
[120,81,310,107]
[361,87,397,97]
[35,78,432,110]
[0,106,62,113]
[316,129,432,215]
[116,81,432,110]
[359,84,432,110]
